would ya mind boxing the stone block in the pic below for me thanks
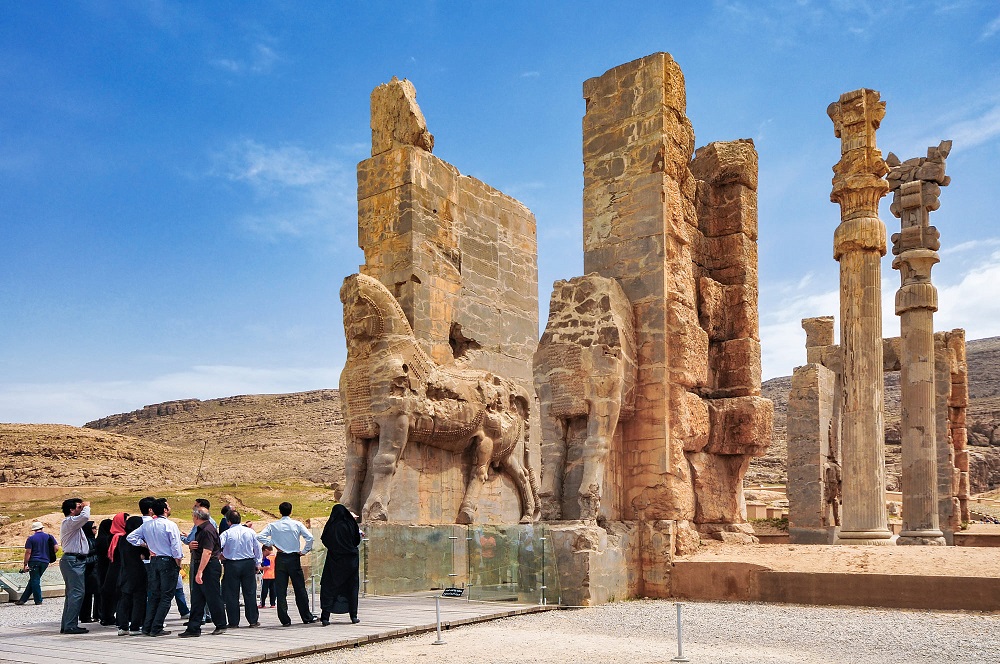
[670,385,710,453]
[952,427,967,451]
[956,449,969,472]
[708,337,762,398]
[547,521,641,606]
[690,139,758,190]
[702,233,758,286]
[638,519,675,597]
[705,396,773,456]
[370,77,434,155]
[666,297,708,388]
[802,317,835,348]
[686,451,752,524]
[698,277,759,342]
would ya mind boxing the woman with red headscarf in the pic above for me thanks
[98,512,127,625]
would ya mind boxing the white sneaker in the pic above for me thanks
[128,630,142,636]
[118,629,128,636]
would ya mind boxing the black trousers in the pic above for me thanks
[116,589,145,631]
[142,557,179,634]
[274,552,313,625]
[187,558,226,634]
[222,558,259,626]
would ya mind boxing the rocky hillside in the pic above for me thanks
[83,390,346,488]
[749,336,1000,493]
[0,424,185,486]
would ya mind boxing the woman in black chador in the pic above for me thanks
[319,504,361,626]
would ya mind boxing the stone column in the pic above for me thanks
[887,141,951,545]
[828,89,893,545]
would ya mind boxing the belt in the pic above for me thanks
[63,552,88,558]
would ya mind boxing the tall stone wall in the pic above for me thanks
[351,77,539,524]
[577,53,771,527]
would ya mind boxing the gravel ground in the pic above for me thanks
[288,600,1000,664]
[4,598,997,663]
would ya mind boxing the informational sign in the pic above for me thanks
[441,587,464,597]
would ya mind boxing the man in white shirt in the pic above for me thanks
[219,510,263,628]
[126,498,183,636]
[256,502,317,626]
[58,497,90,635]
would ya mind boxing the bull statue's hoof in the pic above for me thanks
[364,500,388,522]
[456,507,474,525]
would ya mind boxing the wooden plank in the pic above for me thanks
[0,595,555,664]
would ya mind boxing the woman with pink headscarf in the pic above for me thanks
[98,512,128,625]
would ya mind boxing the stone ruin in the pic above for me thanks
[787,89,968,545]
[339,54,773,604]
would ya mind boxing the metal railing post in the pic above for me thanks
[432,595,446,645]
[671,602,690,662]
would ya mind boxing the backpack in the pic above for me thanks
[47,534,57,563]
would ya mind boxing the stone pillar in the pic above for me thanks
[828,89,893,545]
[787,363,838,544]
[887,141,951,545]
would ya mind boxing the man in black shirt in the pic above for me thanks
[178,508,227,637]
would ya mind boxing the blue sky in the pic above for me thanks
[2,1,999,425]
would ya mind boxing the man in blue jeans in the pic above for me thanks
[17,522,58,605]
[58,497,91,635]
[126,498,184,637]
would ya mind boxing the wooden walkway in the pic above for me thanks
[0,594,553,664]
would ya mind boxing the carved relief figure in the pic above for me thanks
[339,273,540,524]
[533,275,636,521]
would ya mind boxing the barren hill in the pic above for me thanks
[83,390,346,488]
[5,337,997,496]
[0,424,185,486]
[750,336,1000,493]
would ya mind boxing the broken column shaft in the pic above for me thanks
[828,89,893,545]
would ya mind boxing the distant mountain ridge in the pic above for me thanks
[3,339,998,495]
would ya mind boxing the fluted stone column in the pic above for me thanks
[887,141,952,545]
[828,89,893,545]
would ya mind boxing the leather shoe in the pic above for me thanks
[14,600,26,606]
[211,627,227,635]
[178,631,200,638]
[248,622,260,628]
[321,620,330,626]
[351,617,361,624]
[281,622,292,627]
[147,630,171,637]
[60,627,89,635]
[304,616,319,624]
[59,627,90,634]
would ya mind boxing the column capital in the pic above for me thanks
[834,216,886,259]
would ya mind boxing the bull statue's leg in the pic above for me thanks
[457,434,494,525]
[363,412,409,522]
[341,434,369,516]
[578,354,624,520]
[537,395,568,521]
[499,442,537,523]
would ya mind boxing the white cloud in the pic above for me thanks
[0,365,343,427]
[211,139,356,241]
[943,104,1000,149]
[210,41,281,75]
[521,71,540,79]
[981,14,1000,39]
[761,245,1000,380]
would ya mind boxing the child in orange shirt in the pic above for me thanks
[258,545,276,608]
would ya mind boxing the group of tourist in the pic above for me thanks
[17,497,361,637]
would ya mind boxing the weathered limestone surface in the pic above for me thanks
[533,274,637,521]
[572,53,771,528]
[888,141,951,546]
[340,274,539,525]
[346,79,539,524]
[828,88,893,545]
[787,363,838,544]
